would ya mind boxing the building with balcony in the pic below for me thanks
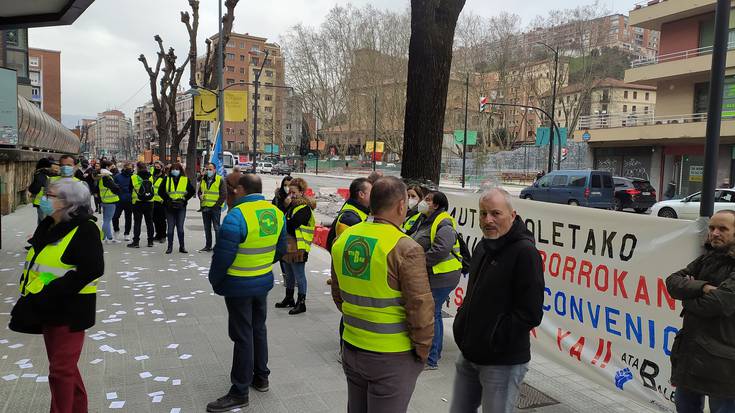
[576,0,735,197]
[28,48,61,122]
[92,109,133,160]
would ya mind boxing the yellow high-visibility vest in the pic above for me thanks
[335,203,369,238]
[131,174,152,204]
[152,176,163,203]
[291,204,315,252]
[166,176,189,201]
[402,211,421,233]
[227,200,284,277]
[332,221,412,353]
[430,211,463,274]
[200,175,222,208]
[98,177,119,204]
[19,223,102,296]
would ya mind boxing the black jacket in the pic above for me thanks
[9,214,104,333]
[28,169,50,199]
[453,216,545,365]
[666,242,735,398]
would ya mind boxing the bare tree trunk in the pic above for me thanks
[183,0,199,180]
[401,0,465,184]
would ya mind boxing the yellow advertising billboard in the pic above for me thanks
[194,89,248,122]
[365,141,385,153]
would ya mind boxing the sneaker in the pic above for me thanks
[252,376,269,392]
[126,242,140,248]
[199,247,212,252]
[424,364,438,371]
[110,239,121,244]
[206,394,248,412]
[123,234,131,241]
[103,239,111,245]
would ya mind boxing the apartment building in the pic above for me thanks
[92,109,133,160]
[197,32,286,158]
[282,89,302,156]
[576,0,734,197]
[27,48,61,122]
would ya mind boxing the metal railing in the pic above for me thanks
[576,111,723,129]
[631,42,735,68]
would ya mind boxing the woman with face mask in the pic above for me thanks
[158,162,195,254]
[276,177,315,315]
[402,184,426,235]
[272,175,293,213]
[409,190,463,370]
[10,180,104,413]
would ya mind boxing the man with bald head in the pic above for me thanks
[207,173,288,412]
[666,210,735,412]
[450,188,544,413]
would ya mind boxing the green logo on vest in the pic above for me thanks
[256,209,277,236]
[342,235,375,280]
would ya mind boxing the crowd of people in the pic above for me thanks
[12,156,734,413]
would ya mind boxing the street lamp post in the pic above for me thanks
[251,49,270,173]
[216,0,224,169]
[537,41,560,172]
[372,93,377,171]
[461,72,469,188]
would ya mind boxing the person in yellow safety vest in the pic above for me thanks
[28,157,54,225]
[197,163,227,252]
[151,161,167,243]
[205,173,287,412]
[409,190,462,370]
[330,176,434,413]
[10,179,104,413]
[326,178,372,250]
[158,162,195,254]
[276,177,316,315]
[402,183,426,235]
[128,161,156,249]
[97,160,121,244]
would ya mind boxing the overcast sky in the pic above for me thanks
[28,0,636,125]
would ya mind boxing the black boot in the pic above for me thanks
[275,289,295,308]
[165,245,173,254]
[289,294,306,315]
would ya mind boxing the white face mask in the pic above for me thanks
[417,200,429,214]
[408,197,419,209]
[282,185,289,192]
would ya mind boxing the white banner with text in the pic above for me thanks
[444,193,704,411]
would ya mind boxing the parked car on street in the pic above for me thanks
[256,162,273,174]
[613,177,657,213]
[651,188,735,219]
[520,169,614,209]
[272,162,292,175]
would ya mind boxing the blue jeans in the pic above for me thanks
[428,286,454,367]
[224,295,269,397]
[166,208,186,247]
[449,354,528,413]
[101,203,116,240]
[283,261,307,295]
[675,387,735,413]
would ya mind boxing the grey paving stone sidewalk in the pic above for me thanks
[0,194,657,413]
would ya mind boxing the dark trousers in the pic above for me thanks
[202,206,222,248]
[112,200,132,234]
[132,202,154,244]
[225,295,270,397]
[153,201,167,240]
[342,344,423,413]
[42,324,87,413]
[166,208,186,248]
[675,387,735,413]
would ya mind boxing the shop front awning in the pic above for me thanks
[0,0,94,29]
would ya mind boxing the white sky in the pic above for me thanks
[27,0,637,123]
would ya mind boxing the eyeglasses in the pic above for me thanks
[45,194,57,199]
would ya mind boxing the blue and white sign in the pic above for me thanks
[582,131,591,142]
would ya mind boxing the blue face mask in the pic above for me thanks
[206,170,215,178]
[40,196,55,216]
[60,165,74,177]
[171,170,180,177]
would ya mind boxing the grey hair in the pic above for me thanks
[233,165,241,172]
[479,187,514,211]
[49,179,92,221]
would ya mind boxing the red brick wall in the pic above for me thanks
[658,12,712,56]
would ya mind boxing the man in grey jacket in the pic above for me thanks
[666,209,735,412]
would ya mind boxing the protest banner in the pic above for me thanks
[444,192,703,411]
